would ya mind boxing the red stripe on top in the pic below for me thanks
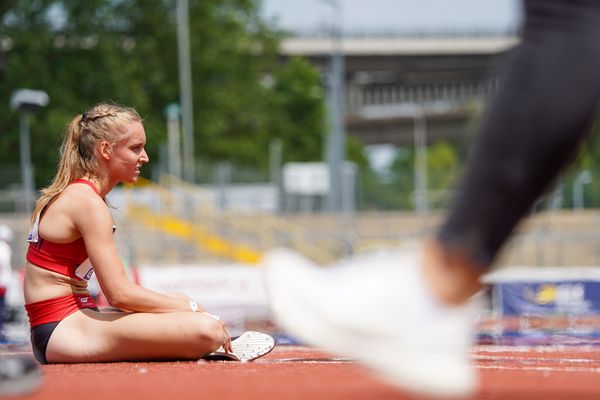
[70,178,100,195]
[26,178,101,279]
[26,238,88,279]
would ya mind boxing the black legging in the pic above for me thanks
[437,0,600,267]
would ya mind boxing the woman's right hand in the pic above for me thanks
[221,323,233,354]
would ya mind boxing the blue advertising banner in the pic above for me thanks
[492,281,600,316]
[480,267,600,345]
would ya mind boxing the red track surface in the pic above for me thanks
[5,345,600,400]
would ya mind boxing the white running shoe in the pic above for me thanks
[204,331,275,362]
[262,245,483,398]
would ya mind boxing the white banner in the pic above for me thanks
[137,264,271,332]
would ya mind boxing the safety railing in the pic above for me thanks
[120,176,344,265]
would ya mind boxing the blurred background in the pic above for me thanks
[2,0,600,341]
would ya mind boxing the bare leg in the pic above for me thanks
[422,239,484,305]
[45,309,227,363]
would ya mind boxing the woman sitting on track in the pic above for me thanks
[23,103,233,364]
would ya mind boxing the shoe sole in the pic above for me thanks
[204,331,275,362]
[231,331,275,362]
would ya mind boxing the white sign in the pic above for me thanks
[283,162,330,195]
[137,264,270,333]
[138,264,267,307]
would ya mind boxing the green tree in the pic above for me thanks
[555,122,600,209]
[0,0,330,189]
[265,56,326,164]
[358,142,460,211]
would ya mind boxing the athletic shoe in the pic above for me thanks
[203,331,275,362]
[262,245,483,398]
[0,354,42,396]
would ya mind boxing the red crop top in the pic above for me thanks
[26,179,100,281]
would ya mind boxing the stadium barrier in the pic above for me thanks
[480,266,600,345]
[117,176,344,265]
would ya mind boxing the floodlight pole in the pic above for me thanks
[165,103,182,180]
[413,107,429,228]
[176,0,195,183]
[573,169,592,210]
[10,89,49,213]
[19,113,34,213]
[323,0,346,213]
[269,138,283,212]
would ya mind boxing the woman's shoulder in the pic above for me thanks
[35,183,110,242]
[58,184,107,216]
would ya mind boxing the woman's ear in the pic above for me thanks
[99,141,112,160]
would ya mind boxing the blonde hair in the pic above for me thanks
[31,103,142,224]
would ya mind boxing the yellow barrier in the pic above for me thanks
[127,205,262,264]
[123,176,341,265]
[123,178,263,265]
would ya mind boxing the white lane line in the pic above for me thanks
[478,365,600,373]
[476,345,600,353]
[474,354,600,364]
[256,357,354,364]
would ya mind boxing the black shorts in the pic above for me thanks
[30,321,60,365]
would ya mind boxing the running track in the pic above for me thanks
[5,345,600,400]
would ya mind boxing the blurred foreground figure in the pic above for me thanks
[0,354,41,396]
[264,0,600,397]
[0,225,13,341]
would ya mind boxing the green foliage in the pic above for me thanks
[265,56,326,164]
[0,0,327,187]
[358,142,461,210]
[426,141,460,193]
[553,122,600,209]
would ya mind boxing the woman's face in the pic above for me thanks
[108,121,149,184]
